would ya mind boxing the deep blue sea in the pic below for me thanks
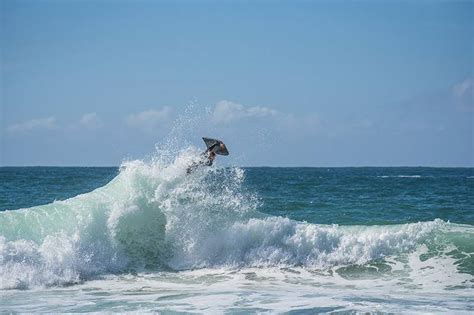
[1,161,473,313]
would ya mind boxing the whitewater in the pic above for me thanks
[1,149,473,312]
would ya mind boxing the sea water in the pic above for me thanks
[0,153,473,313]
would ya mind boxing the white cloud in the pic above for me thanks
[211,100,322,136]
[453,78,474,98]
[80,112,102,129]
[127,107,171,131]
[212,100,279,123]
[453,78,474,111]
[7,117,56,133]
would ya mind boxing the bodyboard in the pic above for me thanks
[202,137,229,155]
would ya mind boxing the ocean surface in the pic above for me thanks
[1,155,473,313]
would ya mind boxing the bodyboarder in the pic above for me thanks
[186,137,229,174]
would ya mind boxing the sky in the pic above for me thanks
[1,0,473,167]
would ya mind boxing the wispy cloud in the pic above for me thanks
[453,78,474,98]
[212,100,279,124]
[127,107,171,131]
[79,112,102,129]
[7,117,57,133]
[453,78,474,111]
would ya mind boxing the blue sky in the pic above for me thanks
[1,0,473,166]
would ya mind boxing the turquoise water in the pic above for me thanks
[1,157,473,313]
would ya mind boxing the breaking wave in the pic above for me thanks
[0,149,473,289]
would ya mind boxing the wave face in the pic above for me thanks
[0,149,473,289]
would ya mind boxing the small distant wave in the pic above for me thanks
[377,175,422,178]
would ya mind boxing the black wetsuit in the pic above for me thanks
[202,151,214,166]
[186,142,220,174]
[186,149,215,174]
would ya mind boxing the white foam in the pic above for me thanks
[377,175,422,178]
[2,267,472,313]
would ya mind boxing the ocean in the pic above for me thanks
[1,152,473,313]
